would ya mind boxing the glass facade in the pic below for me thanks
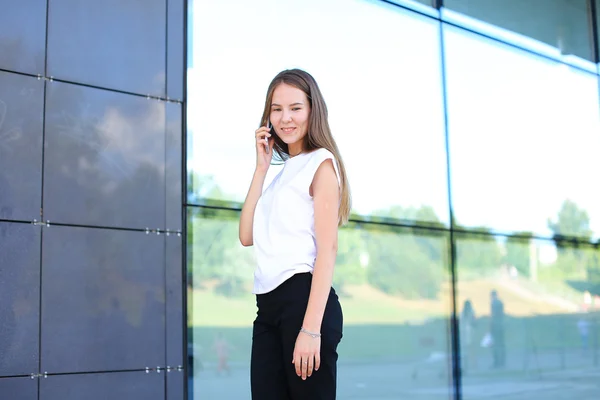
[187,1,600,400]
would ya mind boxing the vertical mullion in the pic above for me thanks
[587,0,599,64]
[438,17,462,400]
[164,2,170,400]
[38,0,51,398]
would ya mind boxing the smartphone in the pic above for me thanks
[265,120,271,154]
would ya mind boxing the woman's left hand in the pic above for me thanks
[292,332,321,380]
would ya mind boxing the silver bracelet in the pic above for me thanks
[300,327,321,338]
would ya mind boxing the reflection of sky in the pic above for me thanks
[187,0,600,238]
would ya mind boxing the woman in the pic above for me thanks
[239,68,351,399]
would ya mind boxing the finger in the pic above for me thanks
[255,135,271,147]
[307,355,314,377]
[302,357,308,380]
[255,132,272,140]
[315,352,321,372]
[294,355,301,377]
[255,127,271,136]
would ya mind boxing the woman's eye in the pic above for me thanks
[292,108,301,111]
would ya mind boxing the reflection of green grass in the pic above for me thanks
[188,285,600,364]
[188,286,445,328]
[188,287,450,364]
[189,323,451,364]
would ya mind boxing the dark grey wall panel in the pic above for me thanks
[41,226,165,373]
[0,0,47,75]
[166,235,183,368]
[0,376,38,400]
[0,222,40,377]
[47,0,167,96]
[166,102,182,231]
[43,82,166,229]
[167,370,184,400]
[0,72,44,221]
[167,0,184,101]
[40,371,163,400]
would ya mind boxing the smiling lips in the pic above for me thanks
[281,127,296,134]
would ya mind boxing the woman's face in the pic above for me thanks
[269,83,311,150]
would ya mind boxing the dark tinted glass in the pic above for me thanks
[456,233,600,399]
[167,0,184,101]
[166,102,182,231]
[0,0,46,75]
[0,377,37,400]
[0,72,44,221]
[47,0,166,96]
[166,235,183,367]
[444,25,600,239]
[40,371,164,400]
[41,226,165,373]
[443,0,595,68]
[0,222,40,377]
[43,82,166,230]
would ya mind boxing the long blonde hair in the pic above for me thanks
[260,69,351,226]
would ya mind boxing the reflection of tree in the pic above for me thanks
[372,205,445,227]
[188,198,451,300]
[188,208,253,297]
[188,171,223,203]
[536,200,600,292]
[333,228,368,294]
[546,200,594,279]
[504,231,533,277]
[548,199,592,241]
[455,227,502,279]
[365,227,444,299]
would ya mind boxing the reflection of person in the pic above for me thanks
[460,300,477,372]
[490,290,505,368]
[239,69,350,399]
[583,291,592,311]
[577,316,590,354]
[214,332,231,375]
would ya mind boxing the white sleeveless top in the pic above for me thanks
[252,148,341,294]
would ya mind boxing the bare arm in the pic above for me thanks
[239,125,273,246]
[239,168,268,246]
[302,159,340,332]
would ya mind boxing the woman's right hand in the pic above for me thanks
[255,126,273,172]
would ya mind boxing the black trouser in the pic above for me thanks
[251,272,343,400]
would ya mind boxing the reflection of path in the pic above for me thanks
[496,278,579,312]
[190,356,600,400]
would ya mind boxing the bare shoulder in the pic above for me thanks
[310,158,338,197]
